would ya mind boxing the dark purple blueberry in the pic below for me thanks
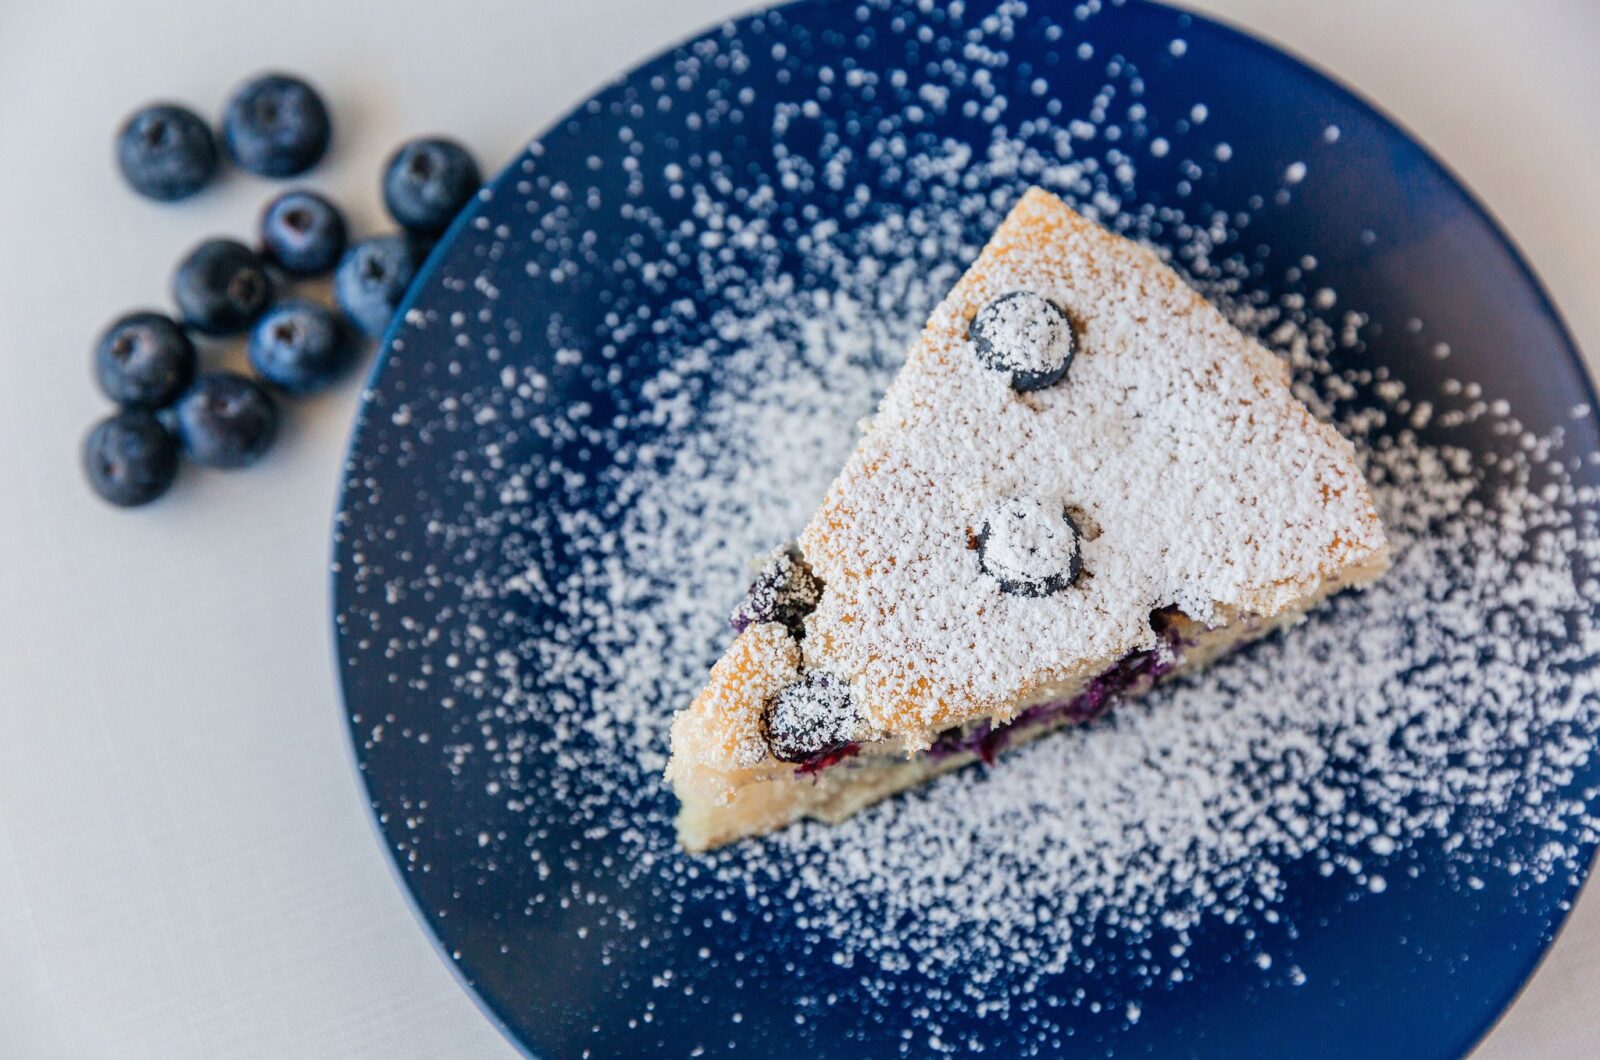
[94,311,196,409]
[334,235,418,337]
[171,238,273,336]
[382,137,481,236]
[763,672,858,764]
[793,742,862,776]
[83,411,179,507]
[729,543,823,638]
[976,497,1082,597]
[259,189,347,276]
[116,103,219,202]
[969,290,1076,391]
[173,372,279,468]
[248,301,354,394]
[222,73,331,178]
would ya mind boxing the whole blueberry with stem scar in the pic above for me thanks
[116,103,219,202]
[382,137,481,236]
[83,411,180,507]
[222,73,332,178]
[171,239,273,336]
[334,235,418,337]
[94,311,196,410]
[173,372,279,469]
[259,190,347,277]
[248,301,354,394]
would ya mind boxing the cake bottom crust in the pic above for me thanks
[674,605,1311,853]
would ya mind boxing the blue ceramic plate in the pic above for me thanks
[333,1,1600,1056]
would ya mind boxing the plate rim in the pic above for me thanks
[329,2,1599,1056]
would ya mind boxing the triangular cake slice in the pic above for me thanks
[666,188,1390,852]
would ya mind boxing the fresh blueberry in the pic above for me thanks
[762,672,859,764]
[730,543,823,638]
[94,311,196,409]
[248,301,353,394]
[172,238,273,336]
[382,138,481,235]
[970,290,1076,392]
[116,103,219,202]
[259,190,347,276]
[976,497,1082,597]
[83,411,180,507]
[222,73,331,178]
[173,372,279,468]
[334,235,417,337]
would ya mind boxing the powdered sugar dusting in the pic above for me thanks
[333,1,1600,1051]
[785,188,1386,744]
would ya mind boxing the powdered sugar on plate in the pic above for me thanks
[333,1,1600,1051]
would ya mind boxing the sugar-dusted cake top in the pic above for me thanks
[672,187,1388,781]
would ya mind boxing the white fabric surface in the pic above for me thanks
[0,1,1594,1056]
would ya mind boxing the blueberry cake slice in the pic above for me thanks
[666,188,1390,852]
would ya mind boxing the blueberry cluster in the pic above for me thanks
[88,73,483,508]
[115,73,329,201]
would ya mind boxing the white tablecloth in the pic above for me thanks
[1,1,1595,1055]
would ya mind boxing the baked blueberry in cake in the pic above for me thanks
[969,289,1076,392]
[665,187,1391,852]
[729,543,823,639]
[975,496,1083,597]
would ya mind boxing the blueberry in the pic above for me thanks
[173,372,279,468]
[222,73,331,178]
[976,497,1082,597]
[335,235,418,337]
[172,238,273,336]
[763,672,858,763]
[970,290,1076,392]
[248,301,354,394]
[382,138,481,235]
[730,543,823,638]
[259,190,347,276]
[116,103,219,202]
[83,411,179,507]
[94,311,196,409]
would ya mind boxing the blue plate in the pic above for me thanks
[333,1,1600,1056]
